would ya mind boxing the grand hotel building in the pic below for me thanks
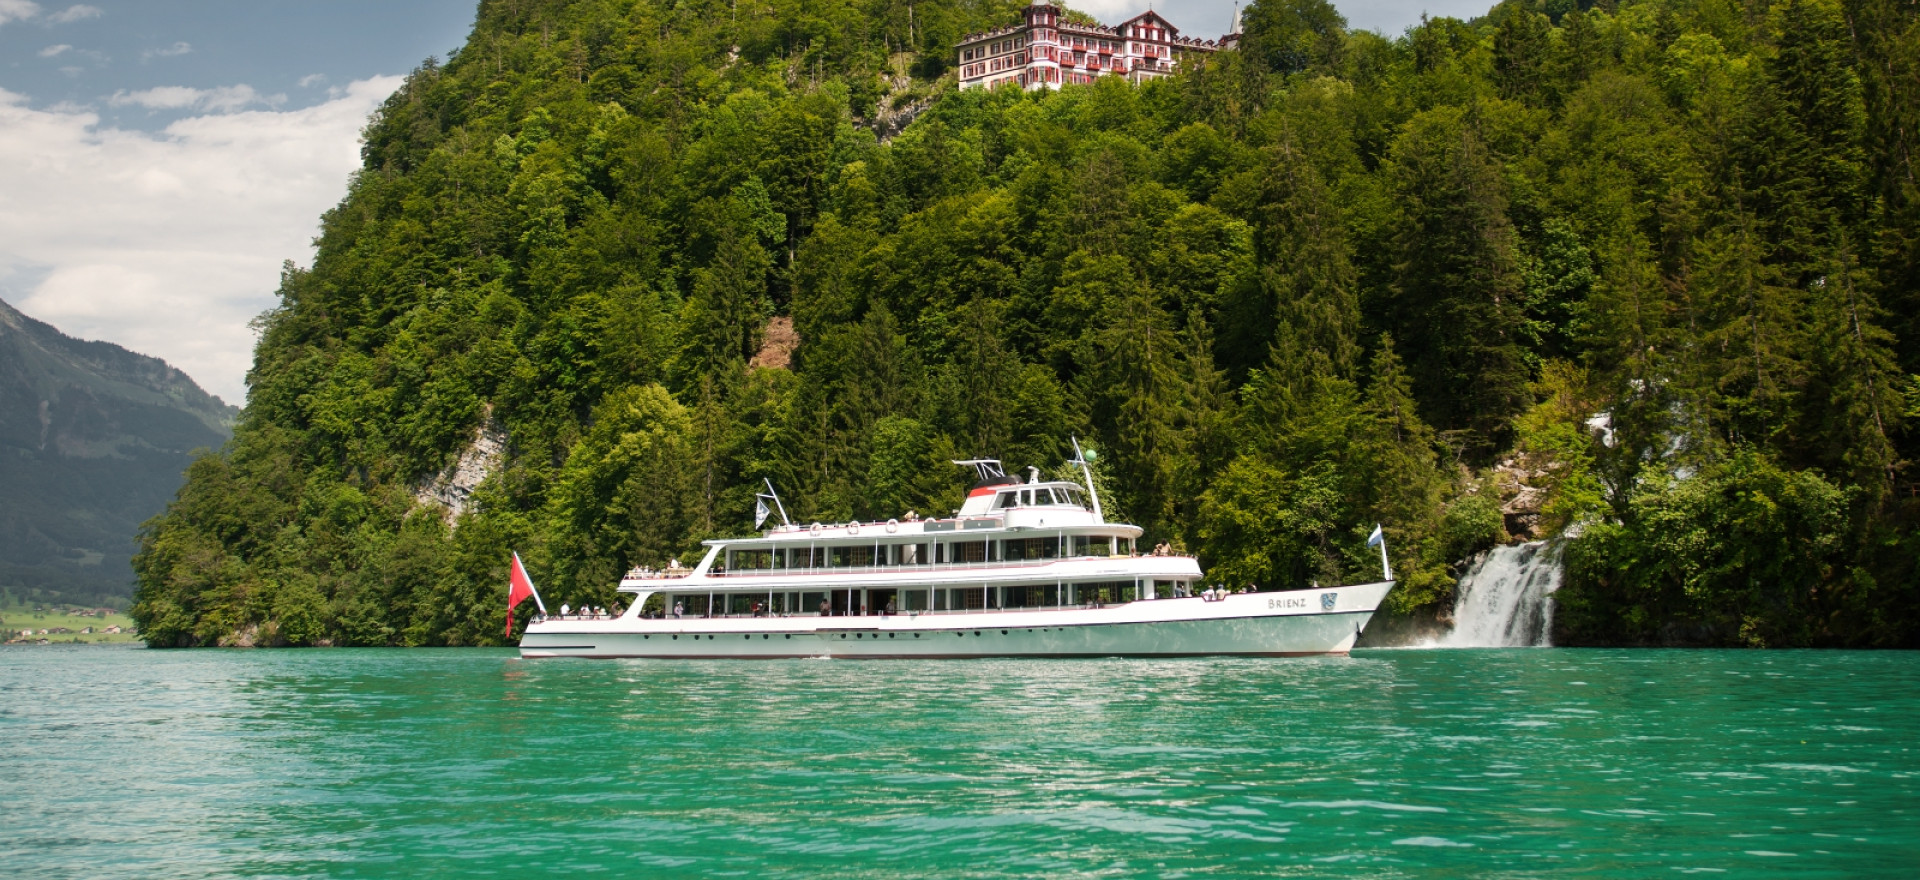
[956,2,1240,91]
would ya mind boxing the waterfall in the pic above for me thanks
[1442,540,1564,647]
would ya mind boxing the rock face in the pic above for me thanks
[749,316,799,371]
[0,297,236,605]
[1491,456,1551,540]
[413,410,506,521]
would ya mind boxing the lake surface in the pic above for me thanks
[4,647,1916,878]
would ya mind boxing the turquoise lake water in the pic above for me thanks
[3,647,1916,878]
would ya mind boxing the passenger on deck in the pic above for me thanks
[885,597,897,616]
[672,600,684,619]
[560,603,571,618]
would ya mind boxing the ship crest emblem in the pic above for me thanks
[1321,592,1337,611]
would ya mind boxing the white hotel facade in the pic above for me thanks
[956,2,1240,91]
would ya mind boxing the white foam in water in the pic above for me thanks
[1442,540,1564,647]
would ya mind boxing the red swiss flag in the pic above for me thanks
[507,552,537,638]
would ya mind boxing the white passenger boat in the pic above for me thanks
[518,455,1394,659]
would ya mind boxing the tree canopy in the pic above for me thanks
[132,0,1920,648]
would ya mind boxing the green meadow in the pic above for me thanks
[1,594,138,644]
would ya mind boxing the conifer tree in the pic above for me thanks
[1384,107,1532,457]
[1250,128,1360,401]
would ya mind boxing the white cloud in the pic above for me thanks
[298,73,328,89]
[38,42,68,57]
[46,3,100,23]
[141,40,191,61]
[0,76,404,404]
[0,0,40,28]
[108,84,285,113]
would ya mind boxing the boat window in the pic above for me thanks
[996,491,1018,509]
[1033,488,1054,505]
[729,549,773,571]
[1000,584,1058,608]
[1072,580,1136,605]
[949,540,988,564]
[1072,535,1111,557]
[829,546,875,567]
[1004,537,1058,560]
[1019,490,1032,506]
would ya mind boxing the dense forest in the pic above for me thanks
[130,0,1920,648]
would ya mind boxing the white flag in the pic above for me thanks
[1366,524,1384,547]
[755,496,770,528]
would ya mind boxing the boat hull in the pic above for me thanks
[519,581,1392,660]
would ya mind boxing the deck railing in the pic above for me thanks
[703,554,1196,579]
[625,554,1195,582]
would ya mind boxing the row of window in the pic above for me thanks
[963,47,1177,82]
[652,579,1188,616]
[962,53,1029,79]
[960,34,1029,62]
[721,536,1135,572]
[993,485,1088,510]
[962,29,1170,66]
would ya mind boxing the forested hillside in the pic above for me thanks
[131,0,1920,648]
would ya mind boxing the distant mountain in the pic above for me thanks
[0,297,236,607]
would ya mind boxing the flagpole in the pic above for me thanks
[764,478,791,526]
[515,551,548,614]
[1366,524,1392,583]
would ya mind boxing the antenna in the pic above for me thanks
[1068,436,1104,522]
[951,459,1008,482]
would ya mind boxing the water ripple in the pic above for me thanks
[3,646,1918,877]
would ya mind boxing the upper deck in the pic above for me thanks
[614,457,1167,593]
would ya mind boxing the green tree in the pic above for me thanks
[1383,107,1532,457]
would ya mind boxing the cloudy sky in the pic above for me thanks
[0,1,1483,406]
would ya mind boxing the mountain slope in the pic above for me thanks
[0,297,236,606]
[128,0,1920,648]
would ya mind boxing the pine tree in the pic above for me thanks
[1492,0,1552,104]
[1081,284,1185,536]
[1250,128,1360,398]
[1384,107,1532,458]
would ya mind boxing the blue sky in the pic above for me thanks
[1,1,476,131]
[0,1,1486,404]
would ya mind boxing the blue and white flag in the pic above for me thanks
[755,496,771,529]
[1366,524,1384,548]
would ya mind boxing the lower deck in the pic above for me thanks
[520,581,1395,660]
[637,579,1181,619]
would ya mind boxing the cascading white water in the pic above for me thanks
[1442,540,1564,647]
